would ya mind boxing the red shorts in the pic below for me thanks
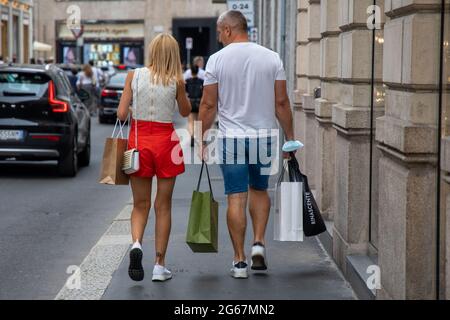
[127,120,185,179]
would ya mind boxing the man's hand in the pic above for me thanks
[283,150,297,160]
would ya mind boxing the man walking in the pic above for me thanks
[199,10,295,279]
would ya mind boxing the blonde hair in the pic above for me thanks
[148,33,183,86]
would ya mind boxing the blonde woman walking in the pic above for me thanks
[77,64,98,116]
[117,34,191,282]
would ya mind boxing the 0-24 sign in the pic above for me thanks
[227,0,255,27]
[228,0,254,13]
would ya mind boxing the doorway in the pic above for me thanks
[172,18,220,66]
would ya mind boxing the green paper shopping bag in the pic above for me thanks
[186,162,219,253]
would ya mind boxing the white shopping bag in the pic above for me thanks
[274,181,304,242]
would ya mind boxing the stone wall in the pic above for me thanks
[294,0,447,299]
[314,0,339,220]
[331,0,383,273]
[294,0,321,188]
[376,0,442,300]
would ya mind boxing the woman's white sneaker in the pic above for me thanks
[251,243,268,271]
[230,261,249,279]
[152,265,173,282]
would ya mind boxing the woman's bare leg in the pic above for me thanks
[154,177,176,266]
[130,176,153,244]
[188,113,195,137]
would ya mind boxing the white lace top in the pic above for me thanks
[131,67,177,123]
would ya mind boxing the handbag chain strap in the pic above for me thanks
[197,161,214,199]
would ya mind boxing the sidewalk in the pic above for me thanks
[101,163,356,300]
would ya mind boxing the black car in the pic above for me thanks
[0,64,91,177]
[99,71,127,124]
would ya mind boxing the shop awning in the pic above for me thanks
[33,41,52,52]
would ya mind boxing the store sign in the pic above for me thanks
[227,0,254,27]
[58,23,145,40]
[0,0,30,12]
[71,25,84,39]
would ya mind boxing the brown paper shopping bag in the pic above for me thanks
[99,120,130,186]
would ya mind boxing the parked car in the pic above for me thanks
[98,71,127,124]
[0,64,91,177]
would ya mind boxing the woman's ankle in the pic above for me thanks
[155,252,165,266]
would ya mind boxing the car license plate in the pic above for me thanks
[0,130,24,142]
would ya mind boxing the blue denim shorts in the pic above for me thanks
[218,137,275,195]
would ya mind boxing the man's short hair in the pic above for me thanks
[218,10,248,33]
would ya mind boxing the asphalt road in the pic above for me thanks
[0,118,132,300]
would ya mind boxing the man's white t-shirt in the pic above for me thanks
[204,42,286,138]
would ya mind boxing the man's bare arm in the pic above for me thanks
[198,84,219,140]
[275,80,295,141]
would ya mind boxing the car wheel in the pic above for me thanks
[58,135,78,177]
[99,115,106,124]
[78,132,91,167]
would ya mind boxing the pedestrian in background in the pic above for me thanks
[184,56,206,81]
[117,33,191,282]
[68,66,79,93]
[77,64,98,116]
[199,10,295,279]
[185,65,204,147]
[89,60,105,88]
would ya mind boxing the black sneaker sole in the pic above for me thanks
[128,248,144,282]
[251,255,268,271]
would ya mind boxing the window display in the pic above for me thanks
[83,43,121,66]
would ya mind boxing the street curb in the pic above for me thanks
[54,198,136,300]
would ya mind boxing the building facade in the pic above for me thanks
[0,0,34,63]
[278,0,448,300]
[33,0,227,65]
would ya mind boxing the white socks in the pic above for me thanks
[132,241,142,251]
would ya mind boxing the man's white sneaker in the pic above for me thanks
[230,261,249,279]
[152,265,173,282]
[251,243,268,271]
